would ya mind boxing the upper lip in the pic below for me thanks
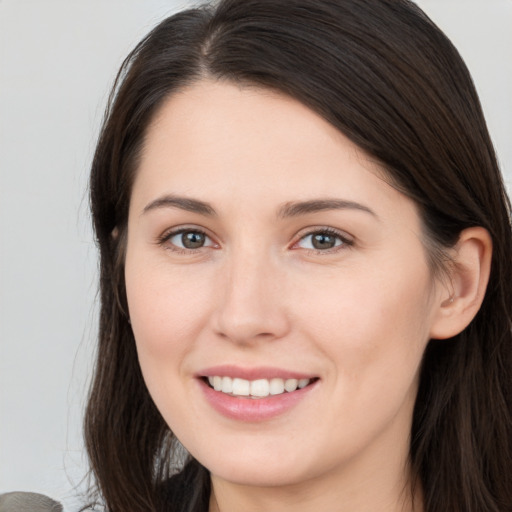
[197,365,317,381]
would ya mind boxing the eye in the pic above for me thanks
[161,228,216,251]
[295,229,352,252]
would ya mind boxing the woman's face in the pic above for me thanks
[125,81,444,490]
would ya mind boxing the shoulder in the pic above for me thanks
[0,492,63,512]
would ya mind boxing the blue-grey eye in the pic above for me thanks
[297,231,344,250]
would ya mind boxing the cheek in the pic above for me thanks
[292,262,434,402]
[288,273,433,463]
[124,249,215,389]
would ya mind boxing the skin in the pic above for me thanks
[124,80,487,512]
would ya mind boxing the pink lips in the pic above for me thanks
[197,365,319,422]
[199,365,315,381]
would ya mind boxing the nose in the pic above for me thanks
[211,247,291,345]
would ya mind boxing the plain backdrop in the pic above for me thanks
[1,0,511,509]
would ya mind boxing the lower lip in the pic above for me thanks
[198,378,318,422]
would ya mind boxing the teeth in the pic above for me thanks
[284,378,298,392]
[232,378,250,396]
[298,378,309,389]
[213,376,222,391]
[269,378,285,395]
[221,376,233,393]
[207,376,312,398]
[251,379,269,397]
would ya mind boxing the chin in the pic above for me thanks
[208,462,307,488]
[191,442,320,489]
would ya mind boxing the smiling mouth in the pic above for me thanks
[204,376,318,399]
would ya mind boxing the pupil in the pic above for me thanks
[312,233,336,250]
[182,231,205,249]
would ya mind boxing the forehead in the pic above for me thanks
[132,80,416,224]
[142,79,358,170]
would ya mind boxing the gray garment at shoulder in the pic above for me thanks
[0,492,63,512]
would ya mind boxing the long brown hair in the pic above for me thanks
[85,1,512,510]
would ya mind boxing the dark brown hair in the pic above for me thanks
[85,1,512,510]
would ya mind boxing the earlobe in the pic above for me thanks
[429,227,492,340]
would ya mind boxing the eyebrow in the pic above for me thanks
[277,199,377,219]
[142,195,217,216]
[142,194,377,219]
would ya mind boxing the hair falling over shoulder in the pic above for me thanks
[83,1,512,510]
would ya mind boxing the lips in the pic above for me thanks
[197,366,319,421]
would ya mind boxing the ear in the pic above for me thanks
[429,227,492,340]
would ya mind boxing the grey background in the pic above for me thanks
[1,0,511,509]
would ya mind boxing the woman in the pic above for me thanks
[83,0,512,511]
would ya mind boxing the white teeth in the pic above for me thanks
[221,376,233,393]
[269,378,285,395]
[207,376,312,398]
[232,378,250,396]
[213,376,222,391]
[284,378,298,392]
[250,379,270,397]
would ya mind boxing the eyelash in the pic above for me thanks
[156,226,353,255]
[293,227,354,254]
[156,227,215,255]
